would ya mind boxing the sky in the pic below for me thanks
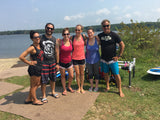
[0,0,160,31]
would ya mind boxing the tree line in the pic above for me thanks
[0,21,160,35]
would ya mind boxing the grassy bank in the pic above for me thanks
[0,57,160,119]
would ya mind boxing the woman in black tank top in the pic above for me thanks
[19,30,44,105]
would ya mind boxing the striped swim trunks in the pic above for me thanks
[41,62,57,84]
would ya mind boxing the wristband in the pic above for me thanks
[56,63,59,65]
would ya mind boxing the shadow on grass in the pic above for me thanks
[141,74,160,81]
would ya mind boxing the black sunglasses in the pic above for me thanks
[33,36,40,39]
[63,33,70,36]
[75,29,81,31]
[46,27,54,30]
[103,25,110,28]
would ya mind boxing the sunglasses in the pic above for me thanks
[63,33,70,36]
[46,27,54,30]
[103,25,110,28]
[33,36,40,39]
[75,29,81,31]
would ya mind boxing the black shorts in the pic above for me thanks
[59,61,73,69]
[28,65,42,76]
[72,59,85,65]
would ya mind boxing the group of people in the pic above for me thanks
[19,19,125,105]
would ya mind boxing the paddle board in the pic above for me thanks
[147,67,160,75]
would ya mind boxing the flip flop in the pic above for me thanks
[32,101,43,105]
[52,93,60,98]
[62,91,67,96]
[24,100,32,104]
[67,88,75,93]
[41,98,48,103]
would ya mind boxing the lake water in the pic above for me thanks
[0,32,101,58]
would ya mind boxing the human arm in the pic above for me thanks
[112,41,125,61]
[95,35,100,45]
[19,46,37,65]
[55,38,60,71]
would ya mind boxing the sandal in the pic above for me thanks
[52,93,60,98]
[41,98,48,103]
[24,100,32,104]
[62,91,67,96]
[67,88,75,93]
[32,101,43,105]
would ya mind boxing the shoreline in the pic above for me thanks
[0,57,27,72]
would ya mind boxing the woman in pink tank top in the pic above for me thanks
[71,24,87,94]
[56,28,74,95]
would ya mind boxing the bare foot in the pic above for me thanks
[81,89,85,94]
[119,92,125,97]
[104,88,110,92]
[76,89,81,93]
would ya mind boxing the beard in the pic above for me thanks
[45,29,53,35]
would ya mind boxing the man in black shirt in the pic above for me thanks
[40,23,60,103]
[98,19,125,97]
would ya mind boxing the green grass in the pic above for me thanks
[82,61,160,120]
[1,59,160,119]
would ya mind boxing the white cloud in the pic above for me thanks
[96,8,110,15]
[64,13,85,21]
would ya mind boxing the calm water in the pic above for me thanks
[0,32,101,58]
[0,33,62,58]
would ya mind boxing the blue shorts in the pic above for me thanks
[100,61,119,75]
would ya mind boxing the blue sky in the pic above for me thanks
[0,0,160,31]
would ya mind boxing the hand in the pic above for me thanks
[55,64,59,72]
[112,56,119,61]
[30,61,37,65]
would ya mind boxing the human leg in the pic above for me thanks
[79,64,85,93]
[110,62,124,97]
[104,73,110,91]
[30,76,43,104]
[41,83,47,99]
[49,62,59,98]
[114,74,125,97]
[93,62,100,90]
[60,68,67,95]
[100,62,110,91]
[74,65,81,93]
[87,63,94,90]
[67,66,74,92]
